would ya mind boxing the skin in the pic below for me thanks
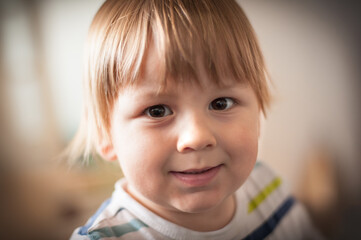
[100,47,261,231]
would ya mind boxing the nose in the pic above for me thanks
[176,114,217,153]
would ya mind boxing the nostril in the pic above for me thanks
[205,143,214,149]
[177,136,216,153]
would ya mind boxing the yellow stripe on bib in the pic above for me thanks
[248,177,282,213]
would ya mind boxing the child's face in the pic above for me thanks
[107,48,260,221]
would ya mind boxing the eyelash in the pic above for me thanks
[209,97,236,111]
[143,97,237,119]
[144,105,173,118]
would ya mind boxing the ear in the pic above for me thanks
[96,141,117,162]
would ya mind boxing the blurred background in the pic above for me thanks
[0,0,360,239]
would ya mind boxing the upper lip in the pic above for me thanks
[172,164,222,174]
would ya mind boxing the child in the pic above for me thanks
[69,0,322,239]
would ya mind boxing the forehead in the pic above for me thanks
[126,42,242,94]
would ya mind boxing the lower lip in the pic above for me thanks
[170,165,222,187]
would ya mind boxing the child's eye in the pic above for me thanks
[209,97,235,111]
[144,105,173,118]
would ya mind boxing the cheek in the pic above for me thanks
[223,123,259,174]
[113,131,173,204]
[225,121,259,153]
[114,137,154,170]
[111,127,169,180]
[114,138,161,198]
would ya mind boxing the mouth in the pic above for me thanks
[175,166,219,174]
[170,164,223,187]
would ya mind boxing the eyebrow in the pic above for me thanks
[130,81,249,99]
[127,88,178,101]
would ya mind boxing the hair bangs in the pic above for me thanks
[148,0,268,99]
[148,0,236,89]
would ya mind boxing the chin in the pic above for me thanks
[179,204,214,214]
[174,195,226,214]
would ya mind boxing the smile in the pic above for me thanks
[170,164,223,187]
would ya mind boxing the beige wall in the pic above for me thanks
[240,0,360,197]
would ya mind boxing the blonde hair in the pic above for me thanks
[66,0,271,163]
